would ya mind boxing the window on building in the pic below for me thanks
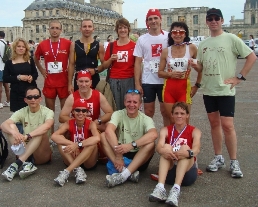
[42,11,45,16]
[167,16,172,27]
[49,10,52,16]
[193,30,198,37]
[193,15,198,24]
[56,10,59,15]
[251,15,255,25]
[36,25,39,33]
[36,11,39,17]
[42,25,46,33]
[36,38,39,43]
[71,25,73,32]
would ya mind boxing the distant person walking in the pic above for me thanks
[249,35,255,51]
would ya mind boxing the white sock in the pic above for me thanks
[122,167,126,172]
[215,155,223,159]
[121,168,131,181]
[173,184,180,191]
[156,183,165,189]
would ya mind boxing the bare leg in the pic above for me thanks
[3,82,10,102]
[163,102,174,125]
[59,97,67,109]
[144,102,155,118]
[0,82,3,103]
[45,97,56,133]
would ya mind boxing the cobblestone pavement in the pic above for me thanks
[0,59,257,207]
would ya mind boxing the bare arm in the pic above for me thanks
[158,48,171,79]
[134,128,157,148]
[96,42,105,73]
[81,121,100,147]
[68,42,75,94]
[95,93,113,124]
[51,122,73,146]
[191,127,201,157]
[29,119,54,138]
[134,56,143,94]
[59,94,74,123]
[1,119,24,144]
[34,52,46,79]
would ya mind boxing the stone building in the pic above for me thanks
[159,7,210,37]
[0,0,125,43]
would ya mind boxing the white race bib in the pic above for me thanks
[169,58,188,72]
[47,62,63,74]
[149,59,160,73]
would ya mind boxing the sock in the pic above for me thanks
[121,168,131,182]
[122,167,126,172]
[156,183,165,189]
[215,154,223,159]
[15,159,23,169]
[173,184,181,191]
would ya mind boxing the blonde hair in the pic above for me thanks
[11,38,30,61]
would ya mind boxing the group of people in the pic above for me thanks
[0,6,256,207]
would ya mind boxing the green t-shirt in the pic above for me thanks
[10,105,54,135]
[109,109,156,151]
[197,32,252,96]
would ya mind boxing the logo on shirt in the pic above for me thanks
[87,102,93,117]
[117,51,128,62]
[151,44,162,57]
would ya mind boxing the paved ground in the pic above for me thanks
[0,59,258,207]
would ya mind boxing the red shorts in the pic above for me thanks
[43,86,69,99]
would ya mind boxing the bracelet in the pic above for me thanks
[26,133,32,141]
[94,68,99,74]
[195,83,201,88]
[17,75,21,81]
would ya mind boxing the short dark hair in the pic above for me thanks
[81,19,94,27]
[0,31,5,38]
[171,102,189,114]
[168,22,190,46]
[25,86,41,97]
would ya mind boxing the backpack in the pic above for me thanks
[0,129,9,169]
[0,40,11,63]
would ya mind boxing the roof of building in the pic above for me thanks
[25,0,122,18]
[246,0,258,8]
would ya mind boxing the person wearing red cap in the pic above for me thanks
[51,98,100,187]
[59,70,113,132]
[192,8,257,179]
[133,8,170,126]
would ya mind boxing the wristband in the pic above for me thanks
[26,133,32,141]
[195,83,201,88]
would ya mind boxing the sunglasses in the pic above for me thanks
[206,16,220,22]
[171,30,186,35]
[26,95,41,100]
[126,89,141,94]
[74,108,88,113]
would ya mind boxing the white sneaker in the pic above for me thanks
[206,155,226,172]
[166,186,180,206]
[74,167,87,184]
[19,162,37,179]
[0,103,3,109]
[127,171,139,183]
[54,169,70,187]
[2,163,18,181]
[149,186,168,202]
[106,173,124,188]
[230,160,243,178]
[3,101,10,107]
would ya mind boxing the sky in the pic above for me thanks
[0,0,247,28]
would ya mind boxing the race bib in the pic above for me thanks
[47,62,63,74]
[172,144,181,152]
[149,59,160,73]
[169,58,188,72]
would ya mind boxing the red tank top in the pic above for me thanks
[72,89,100,121]
[68,118,92,143]
[166,124,195,149]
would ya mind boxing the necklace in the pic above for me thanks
[173,42,191,46]
[170,125,187,146]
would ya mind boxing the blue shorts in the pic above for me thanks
[0,70,3,82]
[142,84,163,103]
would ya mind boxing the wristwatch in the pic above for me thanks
[26,133,33,141]
[187,150,194,159]
[94,68,99,74]
[78,142,83,149]
[237,73,246,81]
[195,83,201,88]
[132,141,137,149]
[97,118,102,125]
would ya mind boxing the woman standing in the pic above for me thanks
[158,22,202,124]
[3,38,38,112]
[249,35,255,51]
[102,18,136,110]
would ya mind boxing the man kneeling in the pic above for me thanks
[1,86,54,181]
[149,102,201,207]
[51,98,100,187]
[101,89,157,187]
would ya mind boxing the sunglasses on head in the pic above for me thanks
[206,16,220,22]
[126,89,141,94]
[74,108,88,113]
[171,30,186,35]
[26,95,41,100]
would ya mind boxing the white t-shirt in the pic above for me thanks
[0,39,6,71]
[249,39,255,47]
[133,31,169,84]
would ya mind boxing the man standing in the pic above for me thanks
[34,20,71,117]
[1,86,54,181]
[68,19,105,92]
[193,8,257,178]
[101,89,157,187]
[133,9,169,126]
[0,31,10,109]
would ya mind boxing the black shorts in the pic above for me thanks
[165,163,197,186]
[142,84,163,103]
[123,151,154,172]
[203,95,235,117]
